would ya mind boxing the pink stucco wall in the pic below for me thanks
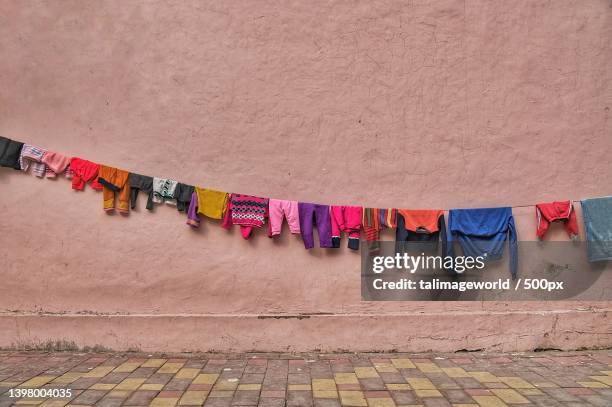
[0,1,611,352]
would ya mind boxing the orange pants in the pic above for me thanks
[98,165,130,213]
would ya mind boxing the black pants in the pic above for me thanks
[0,137,24,170]
[173,183,195,212]
[128,173,154,210]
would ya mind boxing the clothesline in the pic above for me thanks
[491,200,582,211]
[410,200,585,212]
[3,135,612,273]
[0,137,600,211]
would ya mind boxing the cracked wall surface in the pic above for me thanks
[0,0,611,351]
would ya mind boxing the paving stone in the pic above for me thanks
[194,374,220,385]
[241,374,265,384]
[0,351,610,406]
[287,374,309,385]
[415,389,443,398]
[286,390,313,407]
[313,399,341,407]
[490,388,529,404]
[238,384,261,391]
[440,389,474,404]
[70,377,102,390]
[390,390,418,404]
[378,372,408,384]
[99,372,130,385]
[358,378,386,391]
[71,389,107,404]
[231,390,259,406]
[338,390,366,406]
[422,399,452,407]
[453,377,483,389]
[365,397,396,407]
[385,384,410,391]
[164,379,194,391]
[541,387,580,402]
[94,398,125,407]
[260,390,285,398]
[354,368,378,379]
[469,395,507,407]
[257,398,285,407]
[204,398,232,407]
[580,394,612,407]
[124,390,159,405]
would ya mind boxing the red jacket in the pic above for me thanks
[535,200,578,239]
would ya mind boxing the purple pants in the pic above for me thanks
[298,202,332,249]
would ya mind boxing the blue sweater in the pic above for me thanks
[447,207,518,279]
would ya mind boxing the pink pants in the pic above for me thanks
[268,199,300,237]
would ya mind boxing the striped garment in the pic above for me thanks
[19,144,47,177]
[362,207,397,252]
[363,207,396,230]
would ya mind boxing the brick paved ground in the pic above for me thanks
[0,351,611,407]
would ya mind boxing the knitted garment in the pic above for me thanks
[228,194,269,228]
[222,194,269,240]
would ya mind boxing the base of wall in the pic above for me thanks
[1,309,610,353]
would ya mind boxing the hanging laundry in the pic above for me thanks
[222,193,269,239]
[0,136,24,170]
[40,151,70,178]
[362,208,397,253]
[19,145,72,179]
[173,183,195,212]
[298,202,333,249]
[581,197,612,262]
[129,173,154,210]
[447,207,518,278]
[197,187,229,219]
[152,177,178,205]
[330,206,362,250]
[69,157,102,190]
[268,199,300,237]
[186,187,229,228]
[186,191,200,228]
[98,165,130,213]
[396,209,447,255]
[535,200,578,240]
[19,144,47,177]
